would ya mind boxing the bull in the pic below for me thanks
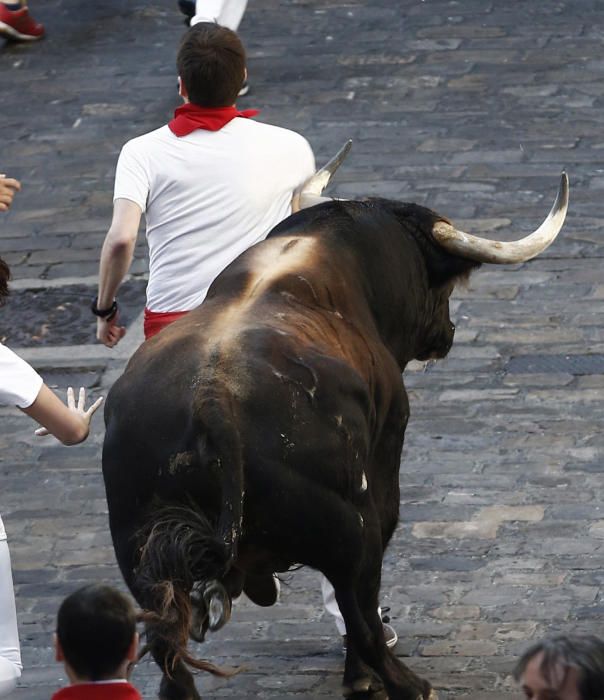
[102,147,568,700]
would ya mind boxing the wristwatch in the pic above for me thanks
[91,297,118,321]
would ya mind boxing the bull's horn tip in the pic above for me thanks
[558,171,569,207]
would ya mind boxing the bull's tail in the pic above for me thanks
[134,505,237,678]
[194,386,245,561]
[134,390,245,678]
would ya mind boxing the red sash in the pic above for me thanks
[168,104,259,136]
[144,308,189,339]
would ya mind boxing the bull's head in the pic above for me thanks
[296,143,569,366]
[415,172,568,362]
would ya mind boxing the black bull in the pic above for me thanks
[102,198,547,700]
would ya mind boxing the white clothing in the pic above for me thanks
[0,539,22,698]
[321,576,382,636]
[114,120,315,313]
[191,0,248,31]
[0,345,39,695]
[0,343,43,409]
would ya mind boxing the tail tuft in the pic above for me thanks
[134,504,236,678]
[136,505,229,593]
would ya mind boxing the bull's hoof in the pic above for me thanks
[342,675,375,697]
[342,680,369,696]
[420,691,438,700]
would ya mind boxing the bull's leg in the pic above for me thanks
[327,508,432,700]
[334,584,432,700]
[147,627,201,700]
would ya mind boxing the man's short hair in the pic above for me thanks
[177,23,246,107]
[514,635,604,700]
[57,584,137,681]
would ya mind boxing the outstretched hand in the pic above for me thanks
[35,387,104,440]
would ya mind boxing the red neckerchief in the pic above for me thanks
[168,103,259,137]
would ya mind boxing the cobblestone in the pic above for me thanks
[3,0,604,698]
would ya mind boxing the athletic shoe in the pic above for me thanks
[383,622,398,648]
[342,622,398,652]
[0,5,45,41]
[177,0,195,22]
[238,80,249,97]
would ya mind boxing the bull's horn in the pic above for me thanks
[295,139,352,210]
[431,172,569,264]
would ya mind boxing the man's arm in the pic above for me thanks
[96,198,142,347]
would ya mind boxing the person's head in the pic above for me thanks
[176,22,246,107]
[55,584,138,683]
[514,635,604,700]
[0,256,9,306]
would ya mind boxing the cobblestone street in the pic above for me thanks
[2,1,604,698]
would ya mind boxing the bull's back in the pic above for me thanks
[104,231,399,508]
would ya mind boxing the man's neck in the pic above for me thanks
[66,664,129,685]
[72,679,128,685]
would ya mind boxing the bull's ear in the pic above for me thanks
[293,140,352,211]
[433,255,482,289]
[398,205,483,288]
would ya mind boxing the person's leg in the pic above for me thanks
[216,0,247,32]
[0,535,22,698]
[321,575,347,635]
[191,0,248,31]
[321,575,398,648]
[0,658,20,698]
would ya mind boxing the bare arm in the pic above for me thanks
[97,198,142,347]
[21,385,103,446]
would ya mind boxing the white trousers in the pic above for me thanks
[0,539,21,698]
[321,576,382,636]
[191,0,248,31]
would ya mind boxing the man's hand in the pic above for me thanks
[0,174,21,212]
[97,314,127,348]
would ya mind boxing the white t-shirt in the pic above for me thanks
[114,117,315,312]
[0,343,43,409]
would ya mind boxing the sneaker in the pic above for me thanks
[0,4,44,41]
[238,79,249,97]
[177,0,195,22]
[383,622,398,648]
[342,622,398,652]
